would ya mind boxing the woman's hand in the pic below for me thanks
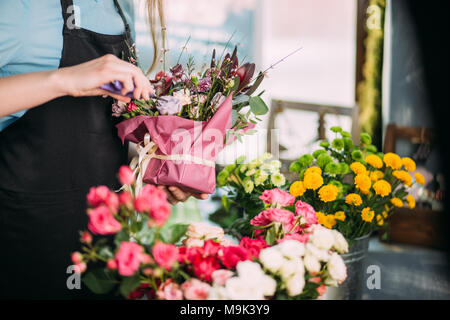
[158,186,209,205]
[57,54,153,102]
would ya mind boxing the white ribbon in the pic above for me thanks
[130,133,215,194]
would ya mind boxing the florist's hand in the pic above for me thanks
[57,54,153,102]
[158,186,209,205]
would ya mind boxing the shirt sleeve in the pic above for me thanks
[0,0,24,72]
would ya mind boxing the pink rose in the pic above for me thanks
[220,246,249,269]
[74,262,86,274]
[106,259,117,270]
[277,232,310,244]
[87,205,122,235]
[211,269,234,286]
[152,242,179,270]
[71,252,83,264]
[295,200,318,225]
[250,208,295,228]
[181,279,211,300]
[192,256,221,282]
[156,279,183,300]
[317,284,327,297]
[87,186,119,212]
[115,241,143,276]
[126,101,138,112]
[118,165,135,185]
[119,192,133,207]
[239,237,269,259]
[81,231,92,244]
[259,188,295,207]
[134,185,171,227]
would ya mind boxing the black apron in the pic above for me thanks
[0,0,131,299]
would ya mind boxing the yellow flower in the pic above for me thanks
[318,185,339,202]
[382,211,388,219]
[289,181,306,197]
[335,211,346,221]
[354,174,371,193]
[370,170,384,182]
[372,179,392,197]
[384,153,402,169]
[393,170,413,186]
[322,214,336,229]
[407,195,416,209]
[376,214,384,226]
[345,193,363,206]
[316,211,326,225]
[414,172,425,186]
[365,154,383,169]
[303,172,324,190]
[305,166,322,176]
[350,162,367,175]
[391,197,403,208]
[402,157,416,172]
[361,207,375,222]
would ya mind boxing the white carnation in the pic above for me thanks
[310,225,335,251]
[285,273,305,297]
[306,243,330,262]
[332,230,349,254]
[278,240,305,259]
[327,252,347,283]
[279,258,304,280]
[303,253,321,273]
[259,247,284,273]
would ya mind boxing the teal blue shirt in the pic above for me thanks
[0,0,135,131]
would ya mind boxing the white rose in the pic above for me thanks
[303,253,321,273]
[285,273,305,297]
[236,261,264,282]
[278,240,305,259]
[306,243,330,262]
[207,286,228,300]
[310,225,335,251]
[279,258,304,280]
[260,275,277,297]
[225,277,265,300]
[182,238,204,248]
[259,247,284,273]
[332,230,349,254]
[327,252,347,283]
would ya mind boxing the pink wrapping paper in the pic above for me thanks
[116,95,233,194]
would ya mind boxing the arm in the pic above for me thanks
[0,54,153,118]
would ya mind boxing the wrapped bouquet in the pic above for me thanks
[107,46,269,194]
[72,166,348,300]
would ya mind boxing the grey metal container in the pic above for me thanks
[323,234,370,300]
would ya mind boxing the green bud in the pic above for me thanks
[235,155,246,164]
[329,180,344,197]
[343,138,354,150]
[332,138,344,150]
[330,126,342,133]
[320,140,330,148]
[341,131,352,138]
[289,161,302,172]
[339,163,350,174]
[217,170,229,187]
[298,154,314,167]
[360,132,372,145]
[192,75,199,86]
[298,168,306,180]
[365,144,378,153]
[317,153,332,168]
[313,149,327,159]
[224,164,236,173]
[324,162,340,175]
[351,150,364,161]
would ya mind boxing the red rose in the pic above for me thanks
[239,237,269,259]
[220,246,249,269]
[192,256,221,282]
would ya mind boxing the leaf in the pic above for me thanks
[232,76,241,92]
[249,96,269,115]
[114,229,130,247]
[135,221,156,246]
[98,247,114,260]
[244,72,265,96]
[159,223,189,244]
[232,94,250,106]
[119,274,141,298]
[82,268,117,295]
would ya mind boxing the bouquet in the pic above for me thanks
[72,166,348,300]
[108,46,269,194]
[210,153,288,237]
[287,127,426,243]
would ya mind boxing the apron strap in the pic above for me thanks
[60,0,75,29]
[113,0,133,43]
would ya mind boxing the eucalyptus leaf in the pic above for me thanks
[249,96,269,115]
[232,94,250,106]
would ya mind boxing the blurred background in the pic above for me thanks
[133,0,449,299]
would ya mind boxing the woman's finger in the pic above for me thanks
[168,186,190,202]
[84,88,131,102]
[158,186,179,205]
[192,193,209,200]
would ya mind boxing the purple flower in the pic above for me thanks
[198,77,212,92]
[112,101,126,117]
[170,64,184,79]
[210,92,226,110]
[156,96,182,115]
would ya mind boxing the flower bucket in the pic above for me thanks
[323,233,370,300]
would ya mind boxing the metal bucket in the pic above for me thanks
[323,234,371,300]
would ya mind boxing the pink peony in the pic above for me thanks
[259,188,295,207]
[87,205,122,235]
[118,165,135,185]
[295,200,318,225]
[115,241,143,276]
[250,208,296,228]
[277,232,310,244]
[134,184,171,226]
[152,242,179,270]
[220,246,250,269]
[239,237,269,259]
[156,279,183,300]
[211,269,234,286]
[181,279,211,300]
